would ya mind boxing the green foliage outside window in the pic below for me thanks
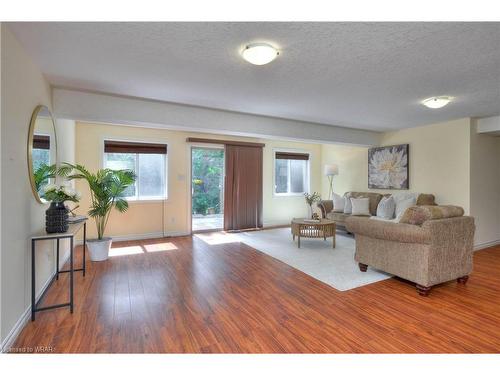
[191,148,224,215]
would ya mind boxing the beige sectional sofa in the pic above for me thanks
[318,192,475,296]
[346,213,475,296]
[317,191,436,229]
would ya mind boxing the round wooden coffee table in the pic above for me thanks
[291,218,336,248]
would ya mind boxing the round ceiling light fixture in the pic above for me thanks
[241,43,279,65]
[422,96,454,109]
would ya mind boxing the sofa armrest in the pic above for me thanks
[422,216,475,248]
[345,216,431,244]
[317,200,333,218]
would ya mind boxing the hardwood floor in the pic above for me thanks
[11,234,500,353]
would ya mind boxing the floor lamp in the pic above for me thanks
[324,164,339,200]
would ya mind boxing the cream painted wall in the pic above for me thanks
[320,144,368,198]
[0,25,73,346]
[0,26,76,348]
[376,118,472,213]
[0,22,3,348]
[319,117,500,247]
[74,122,322,239]
[54,119,76,267]
[469,119,500,247]
[321,118,474,212]
[79,118,490,243]
[263,140,322,225]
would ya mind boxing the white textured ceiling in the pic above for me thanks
[8,22,500,131]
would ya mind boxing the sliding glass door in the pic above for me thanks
[191,146,225,232]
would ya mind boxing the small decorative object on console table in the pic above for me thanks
[42,183,81,233]
[291,218,336,248]
[304,191,321,219]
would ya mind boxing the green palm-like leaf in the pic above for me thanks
[60,163,136,239]
[34,163,57,191]
[115,198,129,213]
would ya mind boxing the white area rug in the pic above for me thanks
[196,228,391,291]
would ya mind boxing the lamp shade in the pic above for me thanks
[324,164,339,176]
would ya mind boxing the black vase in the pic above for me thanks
[46,202,69,233]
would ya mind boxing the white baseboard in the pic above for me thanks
[109,231,165,242]
[164,231,191,238]
[474,239,500,251]
[0,307,31,353]
[75,231,191,245]
[0,256,66,353]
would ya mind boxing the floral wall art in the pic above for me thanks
[368,144,409,189]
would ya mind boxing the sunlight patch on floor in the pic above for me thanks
[195,232,240,245]
[143,242,178,252]
[108,245,144,257]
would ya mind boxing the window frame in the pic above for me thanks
[101,137,169,203]
[272,148,311,197]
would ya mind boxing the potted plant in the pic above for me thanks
[59,163,136,261]
[42,183,81,233]
[304,192,321,219]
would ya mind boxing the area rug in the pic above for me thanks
[196,228,391,291]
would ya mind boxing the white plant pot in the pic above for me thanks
[87,237,112,261]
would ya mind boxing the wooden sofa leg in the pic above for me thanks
[416,284,432,296]
[358,263,368,272]
[457,276,469,284]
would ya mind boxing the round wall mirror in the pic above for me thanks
[28,105,58,204]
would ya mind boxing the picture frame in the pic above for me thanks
[368,144,409,189]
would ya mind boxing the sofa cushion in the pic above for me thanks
[343,194,352,214]
[416,194,436,206]
[346,192,383,216]
[399,205,465,225]
[317,200,333,217]
[391,192,418,206]
[332,193,345,212]
[351,198,371,216]
[395,196,416,220]
[376,196,396,219]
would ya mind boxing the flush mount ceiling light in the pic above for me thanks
[241,43,279,65]
[422,96,454,109]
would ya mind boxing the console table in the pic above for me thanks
[30,219,87,321]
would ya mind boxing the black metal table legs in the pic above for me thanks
[83,222,86,277]
[70,237,74,313]
[31,224,87,321]
[31,239,36,321]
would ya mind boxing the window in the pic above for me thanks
[32,134,51,191]
[104,140,167,200]
[32,134,51,170]
[274,151,310,195]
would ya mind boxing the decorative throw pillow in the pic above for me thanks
[332,193,345,212]
[376,196,396,219]
[350,197,370,216]
[399,205,465,225]
[343,194,352,214]
[394,196,417,221]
